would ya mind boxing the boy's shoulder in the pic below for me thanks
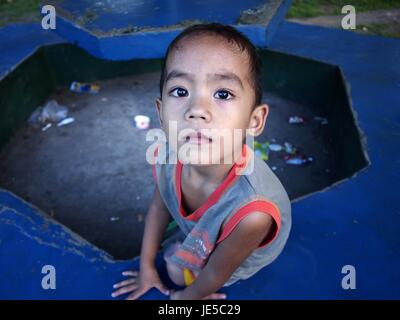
[240,150,290,203]
[229,150,291,226]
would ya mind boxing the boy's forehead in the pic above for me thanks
[166,34,251,82]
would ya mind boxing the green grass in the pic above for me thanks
[287,0,400,18]
[0,0,42,27]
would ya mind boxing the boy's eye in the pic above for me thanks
[214,90,233,100]
[170,87,188,97]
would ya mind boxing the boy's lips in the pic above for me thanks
[184,132,213,145]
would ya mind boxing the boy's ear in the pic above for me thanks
[248,104,269,136]
[155,97,163,125]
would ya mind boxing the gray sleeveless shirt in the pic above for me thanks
[153,143,291,286]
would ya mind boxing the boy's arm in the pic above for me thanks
[140,186,171,270]
[112,186,171,300]
[175,212,274,300]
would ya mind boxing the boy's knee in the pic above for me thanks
[163,241,186,286]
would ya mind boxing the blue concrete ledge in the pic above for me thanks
[50,0,292,60]
[0,23,65,80]
[0,189,176,300]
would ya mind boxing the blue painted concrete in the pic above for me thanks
[268,22,400,299]
[56,14,276,60]
[51,0,291,60]
[0,23,64,80]
[0,189,184,299]
[0,20,399,298]
[57,0,266,31]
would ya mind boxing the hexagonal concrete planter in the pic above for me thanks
[0,43,369,259]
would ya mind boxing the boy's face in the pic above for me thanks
[156,34,268,165]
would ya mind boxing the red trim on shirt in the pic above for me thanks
[216,200,281,248]
[175,145,249,222]
[175,249,205,268]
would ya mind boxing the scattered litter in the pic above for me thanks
[137,214,144,223]
[70,81,100,94]
[101,97,108,102]
[313,116,328,125]
[41,100,69,122]
[136,196,141,200]
[271,166,277,171]
[41,123,52,132]
[57,117,75,127]
[254,149,268,161]
[254,141,269,161]
[288,116,306,124]
[284,142,297,154]
[29,100,69,128]
[110,217,120,222]
[269,143,283,152]
[134,115,150,129]
[284,154,313,165]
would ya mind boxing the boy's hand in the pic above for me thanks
[170,289,227,300]
[112,268,170,300]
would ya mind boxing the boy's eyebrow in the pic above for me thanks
[165,70,244,89]
[209,72,244,89]
[165,70,194,83]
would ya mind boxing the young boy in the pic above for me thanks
[112,23,291,300]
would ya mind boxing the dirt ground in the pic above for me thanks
[0,73,336,259]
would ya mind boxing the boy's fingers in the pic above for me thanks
[126,288,146,300]
[113,278,136,289]
[111,284,138,298]
[122,270,138,276]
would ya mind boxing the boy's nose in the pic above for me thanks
[184,103,211,123]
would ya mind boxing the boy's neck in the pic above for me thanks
[184,162,234,186]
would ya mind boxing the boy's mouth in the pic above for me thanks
[184,132,213,145]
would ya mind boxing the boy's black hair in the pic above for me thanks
[159,23,262,106]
